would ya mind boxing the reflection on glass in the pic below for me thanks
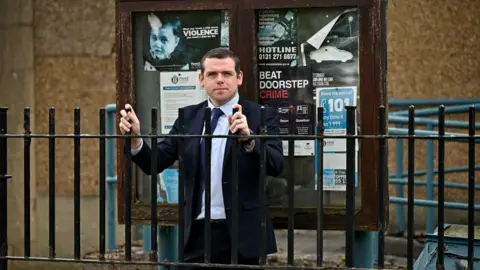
[256,7,360,209]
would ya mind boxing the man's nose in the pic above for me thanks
[216,74,225,84]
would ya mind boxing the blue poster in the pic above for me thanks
[157,169,179,204]
[315,86,356,152]
[316,87,356,132]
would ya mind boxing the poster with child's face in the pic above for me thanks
[141,10,229,72]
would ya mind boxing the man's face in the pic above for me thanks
[150,24,179,60]
[199,57,243,106]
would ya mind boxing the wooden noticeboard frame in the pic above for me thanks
[115,0,388,231]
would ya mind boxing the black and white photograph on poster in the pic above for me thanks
[258,66,315,156]
[257,9,298,67]
[140,10,228,72]
[220,10,229,47]
[297,8,359,88]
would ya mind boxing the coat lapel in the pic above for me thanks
[222,98,249,170]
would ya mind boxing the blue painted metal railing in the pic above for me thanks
[103,98,480,254]
[105,104,117,251]
[388,99,480,234]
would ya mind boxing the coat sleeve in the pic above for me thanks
[128,118,180,175]
[247,106,284,177]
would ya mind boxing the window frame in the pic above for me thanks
[115,0,388,231]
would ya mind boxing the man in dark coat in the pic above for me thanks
[119,47,284,269]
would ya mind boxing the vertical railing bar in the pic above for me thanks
[407,106,415,270]
[24,107,31,258]
[345,106,356,268]
[124,108,132,261]
[259,107,267,265]
[49,107,56,259]
[287,110,295,266]
[74,108,81,260]
[204,107,212,263]
[377,105,386,269]
[425,123,434,234]
[468,105,475,270]
[106,108,116,251]
[0,107,8,270]
[437,105,445,269]
[99,108,106,260]
[394,127,405,234]
[231,108,239,264]
[178,108,185,262]
[150,107,158,262]
[316,107,324,267]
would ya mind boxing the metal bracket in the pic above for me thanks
[0,175,11,181]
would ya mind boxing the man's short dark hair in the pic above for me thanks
[200,47,241,75]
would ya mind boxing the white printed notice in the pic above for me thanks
[160,71,207,134]
[316,152,358,191]
[316,86,357,152]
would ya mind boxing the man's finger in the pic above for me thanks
[232,104,242,115]
[125,104,138,119]
[230,120,248,133]
[119,122,129,134]
[121,118,132,128]
[232,119,243,126]
[231,111,244,121]
[231,123,248,134]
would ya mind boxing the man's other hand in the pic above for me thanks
[119,104,142,149]
[229,104,251,142]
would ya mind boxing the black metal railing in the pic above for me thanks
[0,105,477,270]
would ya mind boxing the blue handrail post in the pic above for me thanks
[143,225,151,252]
[426,123,434,233]
[105,104,117,251]
[395,124,406,233]
[158,226,178,270]
[158,192,178,270]
[353,231,375,268]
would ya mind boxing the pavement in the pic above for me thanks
[80,230,426,269]
[270,230,425,269]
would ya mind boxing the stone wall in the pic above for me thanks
[0,0,36,266]
[1,0,479,267]
[34,0,116,196]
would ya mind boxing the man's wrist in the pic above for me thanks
[242,129,255,151]
[132,138,142,150]
[244,140,255,150]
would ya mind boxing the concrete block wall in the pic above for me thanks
[0,1,479,268]
[0,0,36,268]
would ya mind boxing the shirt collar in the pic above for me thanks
[207,92,239,117]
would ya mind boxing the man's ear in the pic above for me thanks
[198,72,204,87]
[237,70,243,86]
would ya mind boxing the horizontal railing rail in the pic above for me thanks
[0,104,477,270]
